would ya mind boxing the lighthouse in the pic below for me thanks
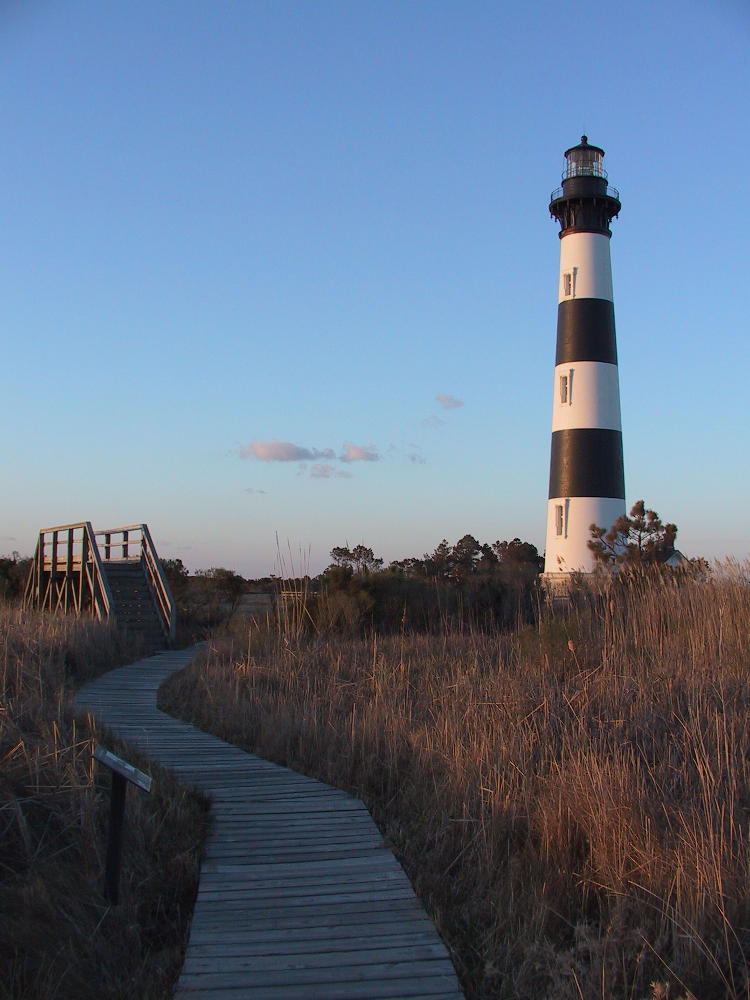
[543,136,625,577]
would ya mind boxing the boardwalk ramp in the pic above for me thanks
[75,647,465,1000]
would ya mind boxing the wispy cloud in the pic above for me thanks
[436,393,464,410]
[241,440,335,462]
[422,415,445,429]
[310,464,352,479]
[340,442,379,463]
[244,487,269,494]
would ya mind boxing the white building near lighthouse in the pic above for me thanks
[543,137,625,577]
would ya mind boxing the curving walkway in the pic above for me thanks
[75,647,464,1000]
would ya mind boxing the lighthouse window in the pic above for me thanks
[559,375,568,404]
[555,505,564,536]
[563,271,573,297]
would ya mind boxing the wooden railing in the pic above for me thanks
[24,521,176,642]
[24,521,114,620]
[94,524,176,642]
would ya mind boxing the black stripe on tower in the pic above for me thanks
[549,428,625,499]
[556,299,617,365]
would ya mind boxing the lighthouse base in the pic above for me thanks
[540,571,586,609]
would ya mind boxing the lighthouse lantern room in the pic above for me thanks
[543,137,625,577]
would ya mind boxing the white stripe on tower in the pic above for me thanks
[544,137,625,575]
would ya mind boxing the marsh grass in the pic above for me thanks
[161,564,750,999]
[0,605,207,1000]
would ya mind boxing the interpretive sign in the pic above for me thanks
[93,744,153,904]
[94,744,152,792]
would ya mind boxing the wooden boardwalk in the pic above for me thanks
[75,647,465,1000]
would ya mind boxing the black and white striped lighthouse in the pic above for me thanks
[544,136,625,576]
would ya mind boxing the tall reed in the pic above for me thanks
[161,564,750,999]
[0,604,206,1000]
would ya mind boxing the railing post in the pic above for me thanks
[94,747,152,906]
[66,527,74,613]
[49,531,58,611]
[36,533,44,607]
[104,772,127,905]
[104,532,111,561]
[79,529,87,613]
[122,530,129,560]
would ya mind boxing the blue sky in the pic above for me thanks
[2,0,748,576]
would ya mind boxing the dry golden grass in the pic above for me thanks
[0,604,207,1000]
[161,564,750,999]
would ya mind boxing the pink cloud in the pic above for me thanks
[340,442,379,463]
[240,438,380,472]
[435,393,464,410]
[241,440,335,462]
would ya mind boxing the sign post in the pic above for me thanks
[93,745,152,905]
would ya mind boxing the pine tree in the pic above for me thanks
[588,500,677,567]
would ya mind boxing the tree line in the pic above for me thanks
[2,500,703,636]
[298,534,545,633]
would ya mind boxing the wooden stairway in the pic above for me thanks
[103,560,169,652]
[24,522,176,649]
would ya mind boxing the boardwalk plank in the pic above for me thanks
[201,855,399,876]
[185,930,440,955]
[174,977,463,999]
[176,958,457,989]
[182,943,451,974]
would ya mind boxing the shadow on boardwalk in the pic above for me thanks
[75,646,465,1000]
